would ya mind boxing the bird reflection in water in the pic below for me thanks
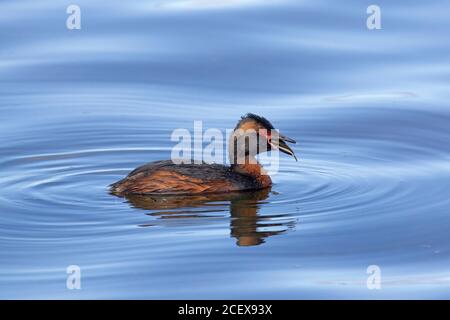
[123,188,296,246]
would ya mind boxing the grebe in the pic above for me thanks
[110,113,297,196]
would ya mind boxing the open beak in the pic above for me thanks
[269,133,298,161]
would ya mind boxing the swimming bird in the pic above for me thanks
[110,113,297,195]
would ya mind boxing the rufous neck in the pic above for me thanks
[232,161,272,188]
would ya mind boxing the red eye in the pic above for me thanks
[259,130,272,143]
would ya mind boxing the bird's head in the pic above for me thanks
[230,113,297,163]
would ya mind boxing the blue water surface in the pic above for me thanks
[0,0,449,299]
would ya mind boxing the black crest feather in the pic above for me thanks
[237,113,274,130]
